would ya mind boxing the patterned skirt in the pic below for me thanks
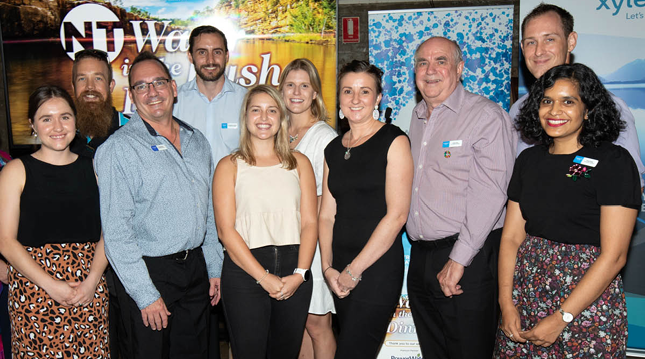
[494,235,627,358]
[8,242,109,358]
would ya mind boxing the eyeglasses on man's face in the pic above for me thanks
[131,79,170,94]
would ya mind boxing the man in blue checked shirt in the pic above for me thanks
[95,51,224,359]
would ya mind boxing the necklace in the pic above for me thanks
[289,133,298,143]
[344,125,376,160]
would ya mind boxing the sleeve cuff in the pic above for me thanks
[133,288,161,310]
[449,240,478,267]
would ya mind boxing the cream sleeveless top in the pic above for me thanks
[235,158,302,249]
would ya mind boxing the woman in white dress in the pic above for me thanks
[279,58,338,359]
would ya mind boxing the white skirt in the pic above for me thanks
[308,243,336,314]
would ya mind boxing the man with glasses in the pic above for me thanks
[95,51,224,358]
[70,49,129,158]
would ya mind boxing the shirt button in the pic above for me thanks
[418,164,423,169]
[423,142,427,146]
[415,187,418,192]
[414,211,419,216]
[419,235,424,239]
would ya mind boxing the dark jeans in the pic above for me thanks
[408,229,501,359]
[115,247,210,359]
[221,245,312,359]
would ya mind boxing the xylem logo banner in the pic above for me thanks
[597,0,645,16]
[59,4,125,62]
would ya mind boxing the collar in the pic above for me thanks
[415,83,465,120]
[135,111,195,137]
[185,76,235,98]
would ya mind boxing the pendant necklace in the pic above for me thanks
[344,126,375,160]
[289,133,298,143]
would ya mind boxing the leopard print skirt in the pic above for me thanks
[8,242,109,358]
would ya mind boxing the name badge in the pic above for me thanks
[442,140,462,148]
[573,155,598,167]
[222,123,238,129]
[151,144,168,152]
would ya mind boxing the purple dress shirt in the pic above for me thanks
[510,92,645,187]
[407,84,517,266]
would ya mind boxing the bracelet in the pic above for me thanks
[344,265,362,282]
[256,269,269,285]
[323,266,332,275]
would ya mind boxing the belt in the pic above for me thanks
[414,233,458,250]
[148,247,200,261]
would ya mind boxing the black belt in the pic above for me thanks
[146,247,201,261]
[414,233,458,250]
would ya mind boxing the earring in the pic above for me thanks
[339,109,345,119]
[372,106,379,120]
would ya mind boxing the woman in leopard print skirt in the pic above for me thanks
[0,86,109,358]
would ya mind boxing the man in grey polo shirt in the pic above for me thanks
[95,51,223,358]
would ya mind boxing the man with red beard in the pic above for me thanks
[70,48,130,358]
[70,49,129,158]
[174,26,246,359]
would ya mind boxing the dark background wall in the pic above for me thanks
[0,0,520,154]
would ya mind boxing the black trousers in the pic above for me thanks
[106,265,132,359]
[408,229,501,359]
[221,245,312,359]
[115,247,211,359]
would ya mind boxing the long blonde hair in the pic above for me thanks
[278,58,329,123]
[233,85,297,170]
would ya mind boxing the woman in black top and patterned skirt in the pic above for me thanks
[495,64,640,358]
[319,60,413,358]
[0,86,109,358]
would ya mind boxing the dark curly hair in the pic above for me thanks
[517,63,623,148]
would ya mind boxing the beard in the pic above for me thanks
[75,91,114,139]
[195,63,225,82]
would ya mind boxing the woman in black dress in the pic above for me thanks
[495,63,640,357]
[0,86,109,357]
[319,60,413,358]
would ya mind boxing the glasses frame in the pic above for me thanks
[131,78,171,94]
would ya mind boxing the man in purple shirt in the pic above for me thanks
[406,37,517,359]
[512,3,645,185]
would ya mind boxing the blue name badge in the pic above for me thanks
[222,123,238,129]
[442,140,463,148]
[573,155,598,167]
[151,144,168,152]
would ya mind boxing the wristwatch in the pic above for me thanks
[293,268,311,281]
[559,308,573,323]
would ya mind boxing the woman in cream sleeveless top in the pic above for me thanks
[213,85,318,359]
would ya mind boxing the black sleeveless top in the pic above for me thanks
[18,155,101,246]
[325,123,407,305]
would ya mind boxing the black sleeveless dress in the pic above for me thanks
[8,155,108,358]
[325,123,406,358]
